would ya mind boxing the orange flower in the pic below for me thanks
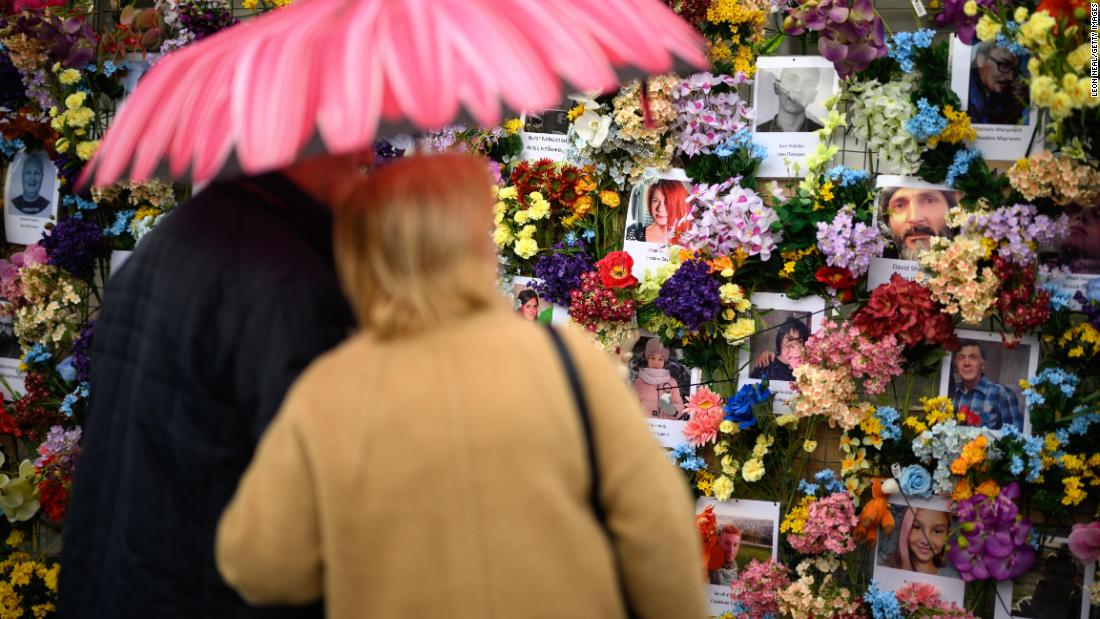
[708,255,735,275]
[575,177,598,194]
[573,195,594,218]
[952,479,973,501]
[598,190,620,208]
[975,480,1000,498]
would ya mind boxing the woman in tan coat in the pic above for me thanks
[215,154,707,619]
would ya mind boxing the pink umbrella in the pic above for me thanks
[83,0,706,187]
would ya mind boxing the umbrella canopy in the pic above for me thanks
[83,0,707,187]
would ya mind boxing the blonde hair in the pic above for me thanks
[333,154,499,338]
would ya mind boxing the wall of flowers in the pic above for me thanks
[1,0,1099,616]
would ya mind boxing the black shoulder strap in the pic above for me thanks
[543,325,604,518]
[542,325,639,619]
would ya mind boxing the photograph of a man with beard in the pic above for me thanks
[968,41,1029,126]
[878,183,958,261]
[755,68,825,133]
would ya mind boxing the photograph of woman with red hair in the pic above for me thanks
[626,178,692,245]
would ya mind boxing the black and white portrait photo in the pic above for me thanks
[752,56,839,178]
[4,149,60,244]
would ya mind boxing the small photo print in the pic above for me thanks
[0,313,25,400]
[751,56,839,178]
[695,497,781,617]
[622,168,693,278]
[995,537,1095,619]
[628,331,694,421]
[0,314,20,360]
[873,495,965,606]
[948,36,1039,161]
[509,276,562,326]
[738,293,826,413]
[938,330,1039,433]
[4,150,60,245]
[874,175,960,262]
[1037,205,1100,308]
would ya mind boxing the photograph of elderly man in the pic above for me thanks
[968,41,1029,126]
[879,185,957,261]
[950,342,1023,431]
[756,68,824,133]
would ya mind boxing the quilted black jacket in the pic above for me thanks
[59,173,354,618]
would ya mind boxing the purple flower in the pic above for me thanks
[531,251,593,307]
[959,203,1069,265]
[41,216,103,279]
[72,321,94,383]
[816,207,887,277]
[680,180,781,260]
[933,0,994,44]
[177,0,238,40]
[949,483,1036,582]
[656,259,721,333]
[670,72,752,157]
[34,424,82,474]
[785,0,887,79]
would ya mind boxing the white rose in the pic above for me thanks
[574,110,611,148]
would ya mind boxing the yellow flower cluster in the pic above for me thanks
[566,104,585,122]
[713,474,735,501]
[502,118,522,136]
[241,0,292,11]
[492,187,550,260]
[696,469,716,496]
[904,396,962,434]
[949,435,989,475]
[928,106,976,148]
[48,70,100,161]
[0,552,59,619]
[1057,453,1100,505]
[859,414,884,449]
[1059,323,1100,359]
[780,247,817,279]
[813,181,835,211]
[780,495,814,534]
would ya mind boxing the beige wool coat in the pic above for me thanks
[216,305,707,619]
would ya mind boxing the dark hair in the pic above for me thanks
[22,153,44,171]
[957,341,985,361]
[878,187,959,214]
[774,318,810,354]
[517,288,539,306]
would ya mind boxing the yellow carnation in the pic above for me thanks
[722,317,756,344]
[513,237,538,259]
[64,91,87,110]
[527,196,550,220]
[492,225,512,247]
[496,186,517,200]
[513,209,529,224]
[75,140,99,161]
[803,440,818,453]
[517,224,537,239]
[59,68,81,85]
[975,15,1001,41]
[741,458,765,482]
[502,118,522,135]
[1013,7,1028,22]
[963,1,977,16]
[719,420,736,434]
[713,475,734,501]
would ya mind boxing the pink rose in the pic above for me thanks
[1068,522,1100,563]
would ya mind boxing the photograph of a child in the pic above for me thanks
[939,331,1038,433]
[629,334,692,420]
[873,496,966,606]
[1056,204,1100,275]
[876,504,960,579]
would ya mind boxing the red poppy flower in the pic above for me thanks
[815,266,856,302]
[595,251,638,289]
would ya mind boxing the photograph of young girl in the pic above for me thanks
[874,496,965,606]
[509,276,561,326]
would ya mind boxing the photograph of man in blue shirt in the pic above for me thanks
[950,342,1023,431]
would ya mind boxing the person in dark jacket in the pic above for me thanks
[58,152,365,619]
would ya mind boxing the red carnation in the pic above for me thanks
[853,274,959,350]
[595,251,638,289]
[815,266,856,302]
